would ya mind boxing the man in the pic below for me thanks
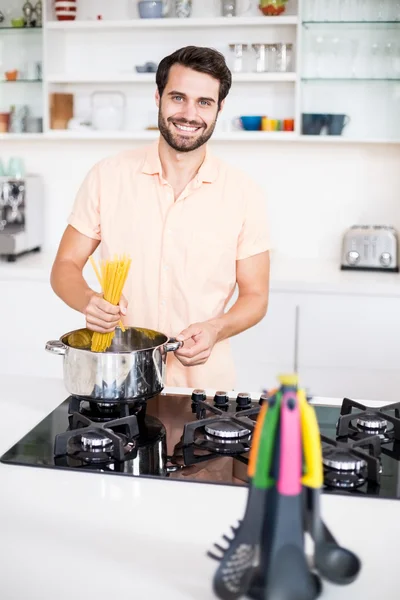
[51,46,270,390]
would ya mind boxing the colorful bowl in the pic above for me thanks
[240,116,263,131]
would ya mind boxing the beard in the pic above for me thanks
[158,107,218,153]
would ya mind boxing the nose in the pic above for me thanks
[181,100,200,124]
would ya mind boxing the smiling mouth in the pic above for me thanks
[173,122,202,134]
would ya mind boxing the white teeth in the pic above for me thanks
[175,123,198,132]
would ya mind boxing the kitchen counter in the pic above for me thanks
[1,251,399,297]
[0,375,398,600]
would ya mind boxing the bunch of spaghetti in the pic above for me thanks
[89,254,131,353]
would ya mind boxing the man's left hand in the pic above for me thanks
[175,322,219,367]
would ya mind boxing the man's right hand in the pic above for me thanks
[84,292,126,333]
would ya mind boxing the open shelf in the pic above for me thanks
[45,16,299,30]
[46,72,297,84]
[302,78,400,82]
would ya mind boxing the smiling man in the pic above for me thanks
[50,46,270,390]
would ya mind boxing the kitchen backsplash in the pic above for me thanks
[1,138,399,261]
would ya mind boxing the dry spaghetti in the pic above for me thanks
[90,254,131,353]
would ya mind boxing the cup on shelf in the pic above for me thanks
[302,113,327,135]
[233,116,262,131]
[54,0,77,22]
[283,118,294,131]
[7,157,26,179]
[229,44,249,73]
[175,0,192,18]
[138,1,168,18]
[326,114,351,135]
[0,113,10,133]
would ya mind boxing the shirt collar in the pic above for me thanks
[141,138,218,183]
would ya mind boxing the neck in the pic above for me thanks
[158,136,206,183]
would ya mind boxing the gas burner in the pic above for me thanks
[356,413,388,434]
[54,411,139,462]
[321,434,381,490]
[336,398,400,443]
[81,431,113,450]
[68,395,146,423]
[323,448,367,489]
[205,420,252,439]
[182,396,258,457]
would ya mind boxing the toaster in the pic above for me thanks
[341,225,399,272]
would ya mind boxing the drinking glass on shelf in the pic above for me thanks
[375,0,389,20]
[275,43,293,72]
[266,44,277,72]
[312,35,326,77]
[370,42,382,78]
[252,44,267,73]
[228,44,248,73]
[384,42,395,78]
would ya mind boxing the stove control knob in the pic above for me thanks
[259,393,269,406]
[214,391,229,407]
[236,392,252,409]
[191,389,206,403]
[380,252,392,267]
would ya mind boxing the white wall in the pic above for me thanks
[1,138,399,261]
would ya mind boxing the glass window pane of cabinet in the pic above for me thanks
[0,0,43,134]
[301,0,400,141]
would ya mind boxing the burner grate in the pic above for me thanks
[337,398,400,441]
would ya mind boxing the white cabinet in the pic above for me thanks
[231,291,298,393]
[296,293,400,401]
[0,279,83,379]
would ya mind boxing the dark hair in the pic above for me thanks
[156,46,232,109]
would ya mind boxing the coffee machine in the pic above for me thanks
[0,175,44,262]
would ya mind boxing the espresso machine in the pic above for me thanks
[0,175,44,262]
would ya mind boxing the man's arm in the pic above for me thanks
[51,225,125,333]
[175,251,270,366]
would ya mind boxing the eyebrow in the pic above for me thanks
[167,90,216,104]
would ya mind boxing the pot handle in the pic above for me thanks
[164,338,184,353]
[45,340,66,356]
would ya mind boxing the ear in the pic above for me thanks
[218,99,225,114]
[155,89,160,108]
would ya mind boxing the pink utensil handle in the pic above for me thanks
[277,390,302,496]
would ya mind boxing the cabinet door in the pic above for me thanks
[0,280,83,378]
[231,292,297,393]
[297,294,400,400]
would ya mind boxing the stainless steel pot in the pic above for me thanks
[45,327,183,401]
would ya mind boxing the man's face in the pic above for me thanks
[156,64,223,153]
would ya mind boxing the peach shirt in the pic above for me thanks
[68,140,270,390]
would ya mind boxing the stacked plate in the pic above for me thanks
[55,0,77,21]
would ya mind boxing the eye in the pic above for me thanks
[173,95,183,102]
[199,100,211,107]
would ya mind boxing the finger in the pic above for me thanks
[176,323,202,342]
[88,305,120,324]
[175,339,209,359]
[95,297,120,315]
[176,349,210,367]
[86,315,118,332]
[119,294,128,316]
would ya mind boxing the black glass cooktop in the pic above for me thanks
[1,392,400,500]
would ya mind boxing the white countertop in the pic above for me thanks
[0,375,399,600]
[1,251,399,297]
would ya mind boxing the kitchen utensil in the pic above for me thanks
[209,394,281,599]
[45,327,183,401]
[175,0,192,17]
[50,93,74,130]
[306,492,361,586]
[298,389,361,586]
[138,1,170,18]
[91,91,125,131]
[341,225,399,272]
[299,391,361,584]
[266,388,319,600]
